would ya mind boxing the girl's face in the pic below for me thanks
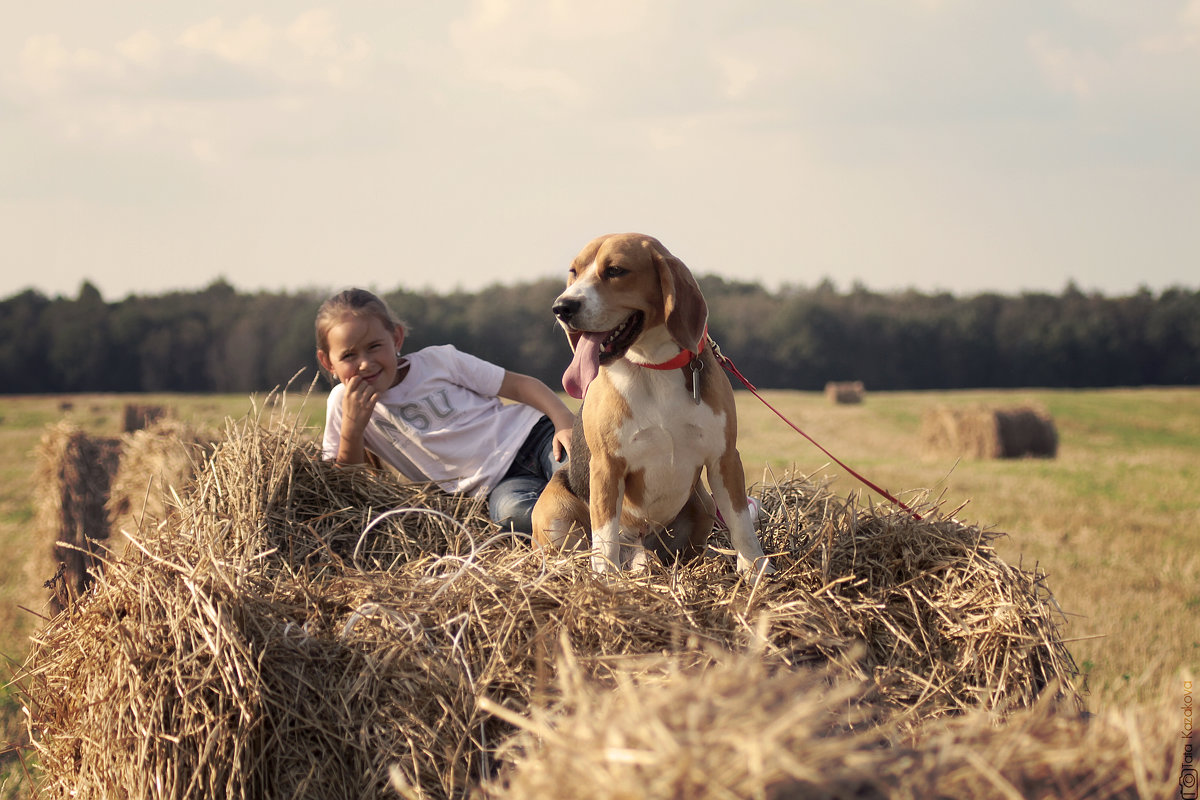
[317,314,406,390]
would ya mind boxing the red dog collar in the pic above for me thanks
[633,328,707,370]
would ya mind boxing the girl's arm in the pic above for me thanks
[334,375,379,465]
[498,371,575,461]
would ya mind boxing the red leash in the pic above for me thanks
[708,336,922,521]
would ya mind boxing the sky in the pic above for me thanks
[2,1,1198,302]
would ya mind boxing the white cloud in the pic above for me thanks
[1137,0,1200,52]
[707,25,853,109]
[17,34,123,95]
[5,8,376,161]
[11,9,373,99]
[1028,30,1101,99]
[447,0,680,111]
[713,52,759,100]
[116,30,163,67]
[1027,0,1200,166]
[453,0,656,41]
[177,15,276,66]
[286,9,337,57]
[173,10,370,85]
[189,137,220,163]
[1030,2,1200,96]
[1,1,1197,300]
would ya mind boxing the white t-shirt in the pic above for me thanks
[321,345,543,496]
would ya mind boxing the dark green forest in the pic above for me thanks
[1,277,1197,394]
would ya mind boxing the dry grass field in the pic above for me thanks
[0,386,1196,796]
[733,386,1200,711]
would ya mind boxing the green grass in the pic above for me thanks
[0,386,1197,794]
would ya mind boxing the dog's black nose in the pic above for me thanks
[552,297,580,322]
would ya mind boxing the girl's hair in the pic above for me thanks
[314,288,409,354]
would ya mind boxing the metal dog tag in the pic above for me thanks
[690,357,703,404]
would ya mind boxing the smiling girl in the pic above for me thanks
[315,288,574,533]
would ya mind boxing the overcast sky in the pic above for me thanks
[2,1,1198,302]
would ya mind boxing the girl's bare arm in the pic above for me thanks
[498,371,575,461]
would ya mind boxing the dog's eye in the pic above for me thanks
[603,266,627,279]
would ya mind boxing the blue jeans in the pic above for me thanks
[488,416,565,533]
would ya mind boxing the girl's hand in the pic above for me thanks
[552,427,572,463]
[335,376,378,464]
[341,376,379,432]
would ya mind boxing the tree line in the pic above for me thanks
[1,277,1196,395]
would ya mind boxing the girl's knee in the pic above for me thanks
[493,507,534,534]
[488,490,538,533]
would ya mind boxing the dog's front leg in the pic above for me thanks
[589,456,625,574]
[530,471,589,552]
[708,453,773,580]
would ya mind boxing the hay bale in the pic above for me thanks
[825,380,865,404]
[904,693,1183,800]
[19,415,1083,799]
[995,406,1059,458]
[921,405,1058,459]
[922,405,997,459]
[482,649,1181,800]
[106,418,219,547]
[33,422,122,612]
[122,402,167,433]
[480,648,890,800]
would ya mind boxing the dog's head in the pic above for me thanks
[554,233,708,399]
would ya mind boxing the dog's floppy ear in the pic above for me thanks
[649,240,708,352]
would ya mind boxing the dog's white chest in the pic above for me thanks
[604,367,727,520]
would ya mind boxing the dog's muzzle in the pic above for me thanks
[552,297,581,324]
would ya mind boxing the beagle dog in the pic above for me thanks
[531,233,771,579]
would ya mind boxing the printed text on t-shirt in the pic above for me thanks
[394,390,455,432]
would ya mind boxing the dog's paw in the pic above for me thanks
[591,553,620,575]
[625,544,661,574]
[737,554,776,582]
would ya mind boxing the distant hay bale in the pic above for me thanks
[106,418,220,549]
[20,414,1084,799]
[825,380,865,404]
[33,422,122,612]
[922,406,998,459]
[995,406,1059,458]
[921,405,1058,459]
[122,402,167,433]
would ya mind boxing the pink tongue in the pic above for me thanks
[562,331,606,400]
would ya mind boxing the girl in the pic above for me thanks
[315,288,574,533]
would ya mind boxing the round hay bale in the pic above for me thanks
[921,405,1058,459]
[921,406,999,459]
[33,422,122,612]
[480,649,889,800]
[825,381,865,404]
[994,406,1058,458]
[19,416,1082,799]
[122,402,168,433]
[481,649,1180,800]
[106,418,220,550]
[749,478,1079,718]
